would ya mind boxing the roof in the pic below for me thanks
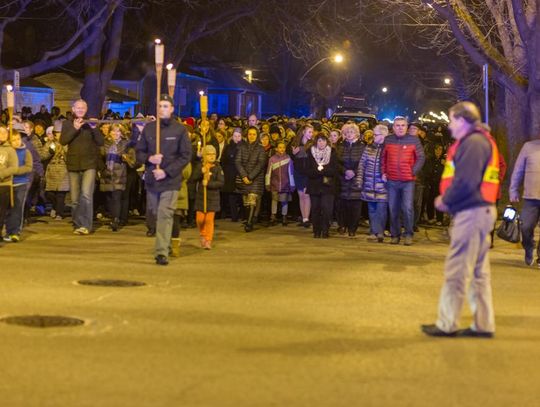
[4,77,52,90]
[193,65,263,93]
[106,89,138,103]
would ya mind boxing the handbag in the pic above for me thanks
[496,205,521,243]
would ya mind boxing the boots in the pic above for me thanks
[110,218,119,232]
[244,205,255,232]
[170,238,181,257]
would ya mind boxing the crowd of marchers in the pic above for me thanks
[0,103,539,267]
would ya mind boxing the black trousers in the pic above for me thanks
[46,191,67,216]
[227,192,243,221]
[0,186,10,237]
[106,190,123,220]
[339,198,363,233]
[311,193,334,234]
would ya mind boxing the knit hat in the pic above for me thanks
[183,117,195,129]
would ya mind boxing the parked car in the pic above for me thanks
[330,112,378,128]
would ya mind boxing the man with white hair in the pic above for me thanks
[60,99,104,235]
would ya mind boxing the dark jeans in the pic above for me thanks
[425,184,444,222]
[106,190,123,220]
[521,199,540,257]
[339,198,363,234]
[6,183,29,235]
[0,186,11,237]
[310,193,334,234]
[387,180,415,237]
[367,201,388,236]
[46,191,67,217]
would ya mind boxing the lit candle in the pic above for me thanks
[154,39,164,64]
[6,85,14,108]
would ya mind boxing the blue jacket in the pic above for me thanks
[13,144,33,185]
[357,143,387,202]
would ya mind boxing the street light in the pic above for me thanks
[299,53,345,82]
[444,77,452,85]
[382,87,388,93]
[245,70,253,83]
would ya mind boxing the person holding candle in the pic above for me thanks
[136,94,192,266]
[0,126,20,242]
[4,131,33,242]
[192,145,224,250]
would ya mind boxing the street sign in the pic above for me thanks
[14,70,20,90]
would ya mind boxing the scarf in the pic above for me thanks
[106,141,121,172]
[310,145,331,167]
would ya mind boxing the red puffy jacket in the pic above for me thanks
[382,134,425,181]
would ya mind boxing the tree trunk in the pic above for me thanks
[80,6,125,118]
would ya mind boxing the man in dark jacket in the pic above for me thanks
[60,99,104,235]
[422,102,499,338]
[136,94,192,265]
[382,116,425,245]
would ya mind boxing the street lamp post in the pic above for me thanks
[299,53,344,83]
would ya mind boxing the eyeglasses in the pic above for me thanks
[374,133,386,137]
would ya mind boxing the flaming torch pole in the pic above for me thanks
[154,39,164,168]
[6,85,14,143]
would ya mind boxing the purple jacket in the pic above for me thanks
[265,154,295,193]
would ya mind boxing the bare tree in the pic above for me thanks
[0,0,118,91]
[359,0,539,159]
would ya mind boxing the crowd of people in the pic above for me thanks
[0,99,538,268]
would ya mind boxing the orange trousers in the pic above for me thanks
[196,211,215,242]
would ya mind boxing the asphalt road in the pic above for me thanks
[1,217,539,407]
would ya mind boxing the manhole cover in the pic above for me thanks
[77,279,146,287]
[0,315,85,328]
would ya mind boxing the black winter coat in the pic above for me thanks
[336,139,364,200]
[221,141,243,193]
[60,120,104,171]
[305,148,338,195]
[193,162,225,212]
[136,118,192,193]
[234,141,267,195]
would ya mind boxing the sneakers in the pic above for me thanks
[404,236,413,246]
[50,209,56,218]
[377,235,384,243]
[525,248,534,266]
[204,240,212,250]
[3,234,20,243]
[367,234,378,242]
[73,227,90,235]
[55,215,63,221]
[390,237,400,245]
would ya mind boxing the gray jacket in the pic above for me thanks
[510,139,540,200]
[0,141,18,187]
